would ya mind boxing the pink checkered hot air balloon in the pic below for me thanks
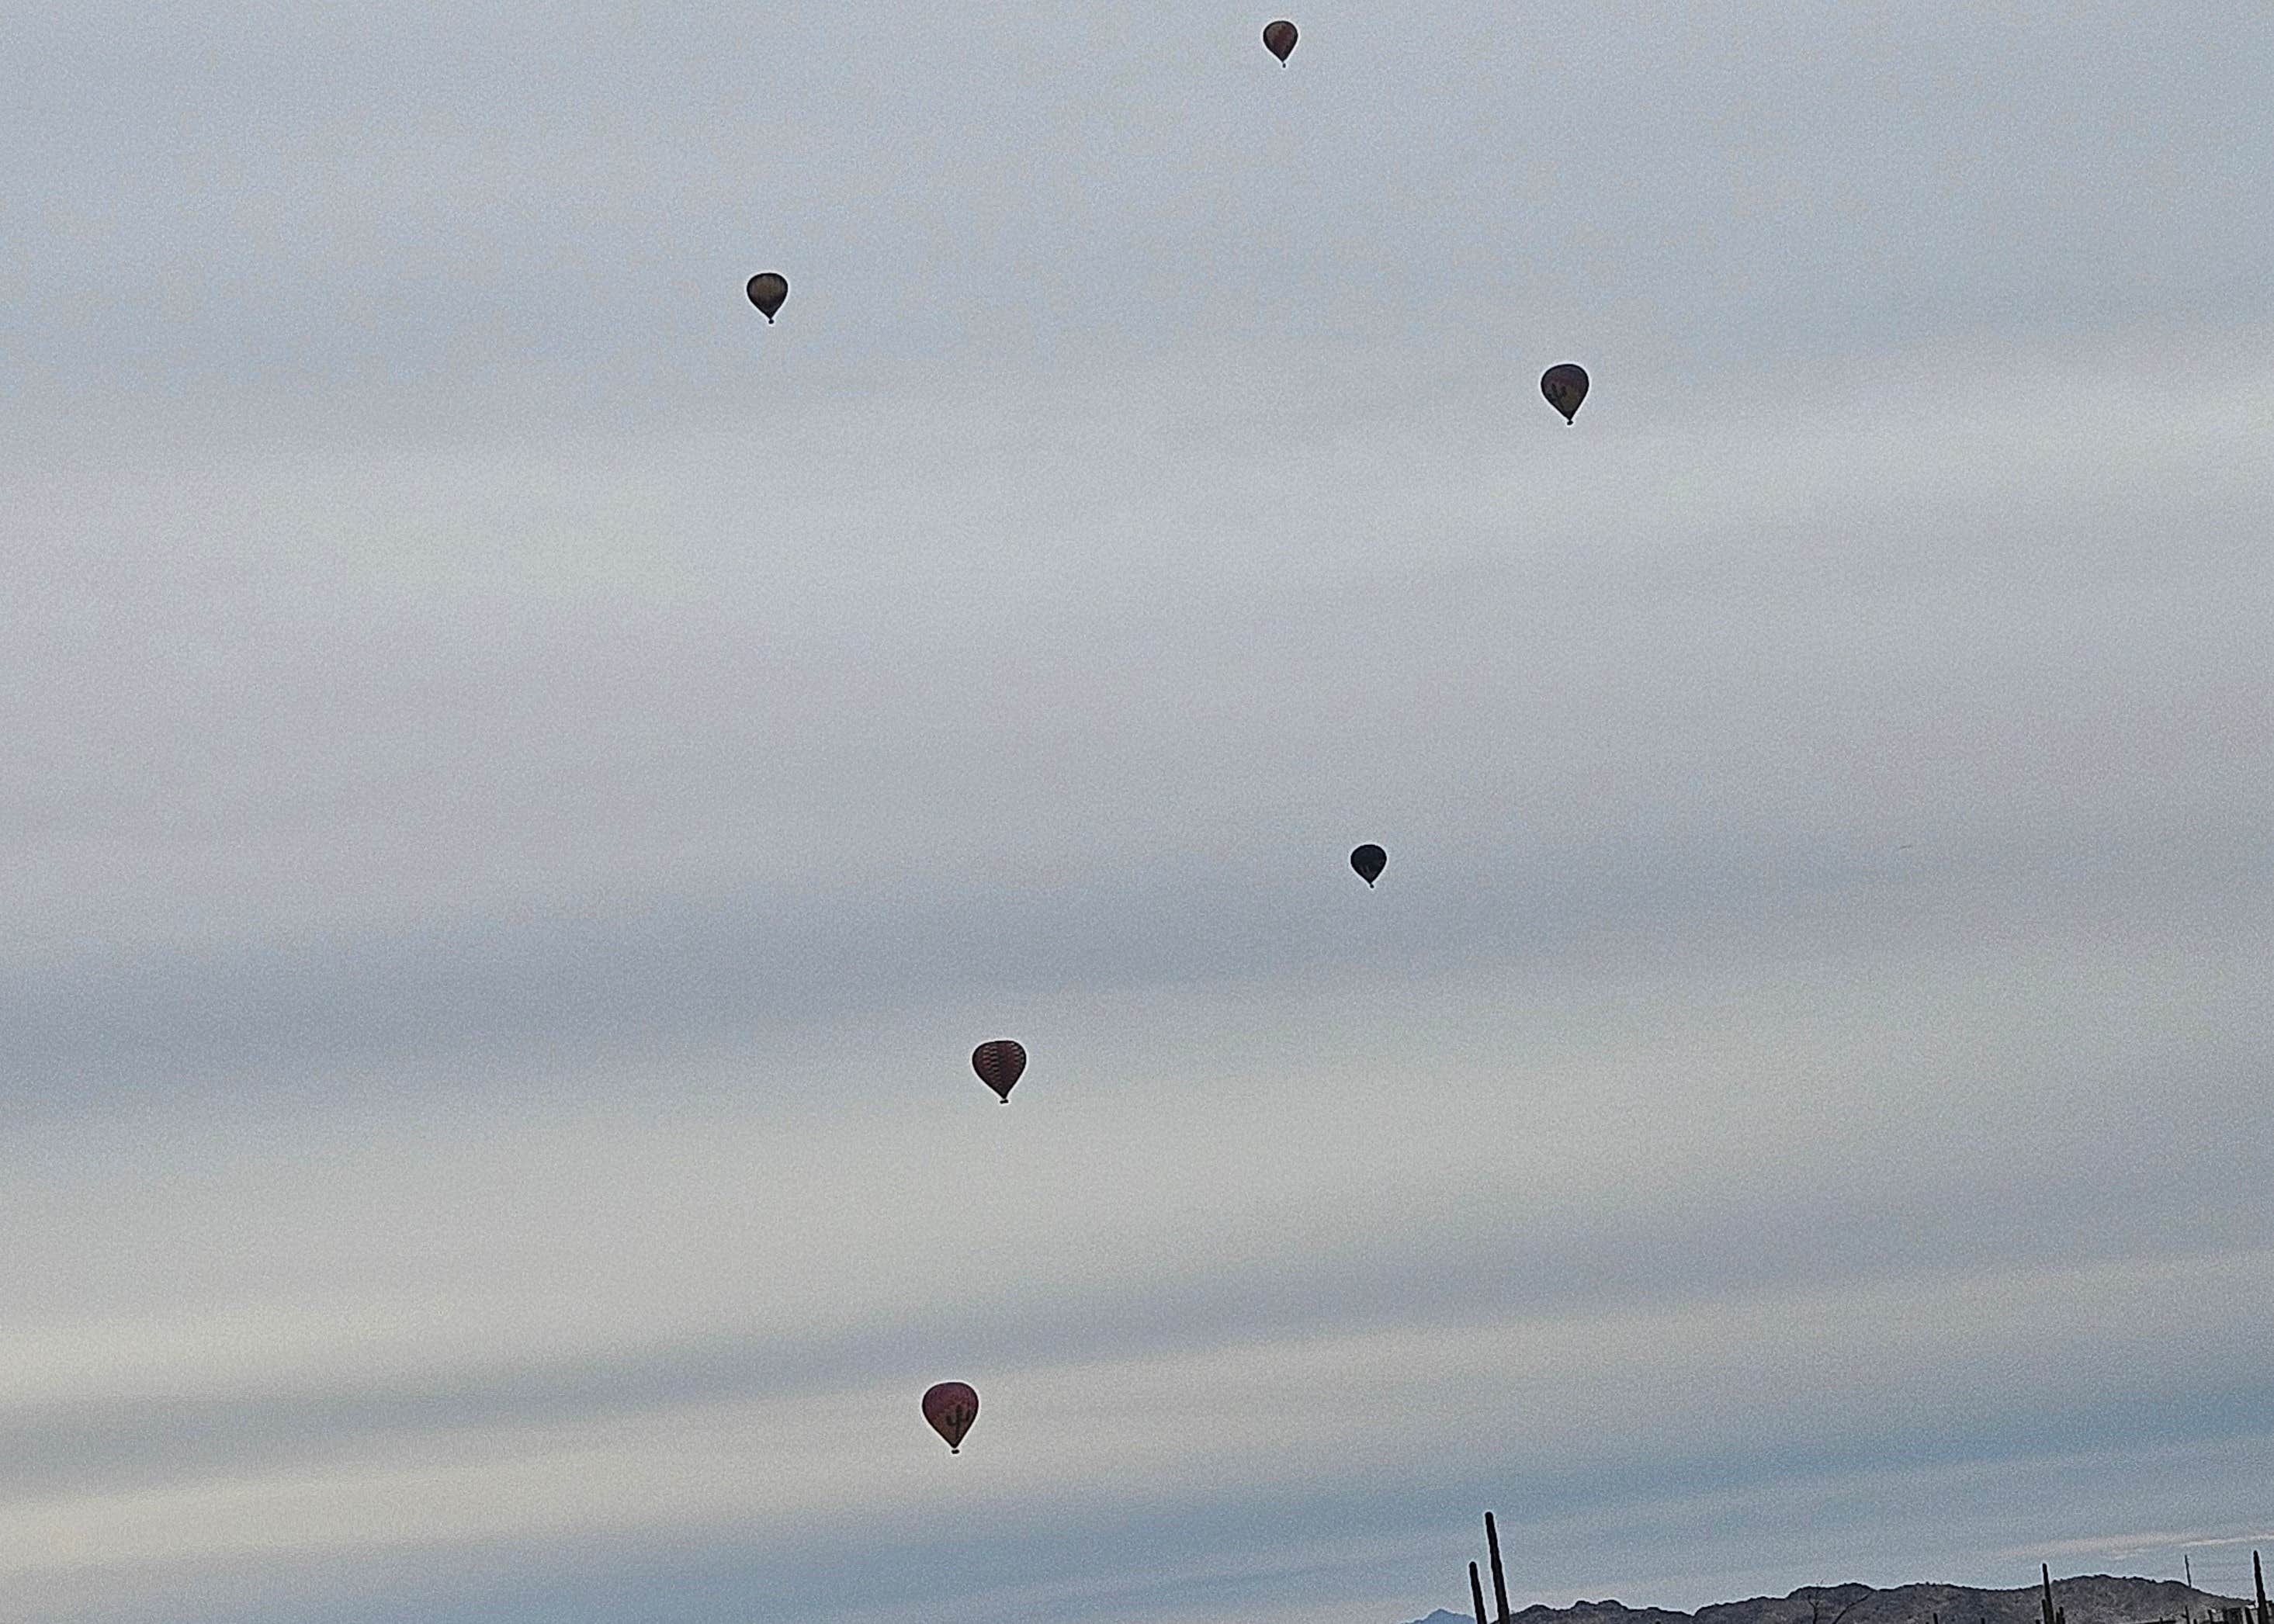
[971,1040,1026,1104]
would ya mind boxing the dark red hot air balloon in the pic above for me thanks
[971,1040,1027,1103]
[1350,843,1386,887]
[1541,363,1589,423]
[1263,19,1298,62]
[923,1382,979,1453]
[746,272,789,323]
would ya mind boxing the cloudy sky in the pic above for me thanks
[4,2,2272,1620]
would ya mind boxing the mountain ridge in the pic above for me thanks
[1407,1574,2257,1624]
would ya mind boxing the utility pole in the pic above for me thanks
[1485,1511,1512,1624]
[2252,1550,2265,1624]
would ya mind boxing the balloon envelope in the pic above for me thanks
[1541,363,1589,422]
[972,1040,1027,1103]
[1264,19,1297,61]
[1350,843,1387,886]
[747,272,789,322]
[923,1382,979,1453]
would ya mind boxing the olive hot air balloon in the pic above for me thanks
[1263,19,1298,62]
[971,1040,1027,1104]
[746,272,789,323]
[1350,843,1387,887]
[923,1382,979,1453]
[1541,363,1589,423]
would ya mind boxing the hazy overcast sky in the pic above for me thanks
[4,2,2272,1621]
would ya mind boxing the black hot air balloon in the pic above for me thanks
[746,272,789,323]
[923,1382,979,1453]
[1350,844,1386,887]
[1263,19,1298,62]
[1541,363,1589,423]
[972,1040,1027,1104]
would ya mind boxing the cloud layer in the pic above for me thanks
[4,1,2272,1619]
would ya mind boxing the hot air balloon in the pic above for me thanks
[1541,363,1588,423]
[1263,20,1298,62]
[972,1040,1027,1104]
[923,1382,979,1453]
[1350,843,1386,887]
[747,272,789,323]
